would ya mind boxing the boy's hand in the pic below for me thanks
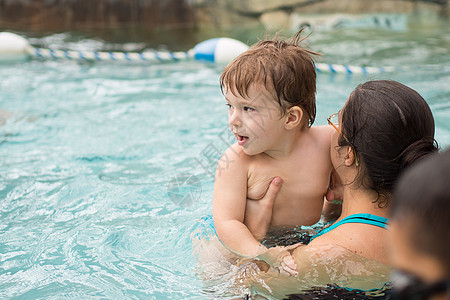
[255,243,300,276]
[245,177,282,240]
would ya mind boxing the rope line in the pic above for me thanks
[26,46,443,74]
[315,63,398,74]
[26,46,194,62]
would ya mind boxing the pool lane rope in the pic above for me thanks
[27,46,399,74]
[29,46,195,62]
[315,63,398,74]
[0,32,442,74]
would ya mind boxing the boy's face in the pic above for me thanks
[225,83,286,156]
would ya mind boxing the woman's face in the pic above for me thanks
[330,121,342,171]
[329,101,350,181]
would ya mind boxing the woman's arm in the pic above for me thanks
[244,177,282,240]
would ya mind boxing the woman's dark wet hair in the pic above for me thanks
[392,149,450,274]
[340,80,438,207]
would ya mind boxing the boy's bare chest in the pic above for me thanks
[246,155,329,202]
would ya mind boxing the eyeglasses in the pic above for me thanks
[327,112,359,167]
[390,269,450,300]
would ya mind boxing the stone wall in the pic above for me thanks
[193,0,448,32]
[0,0,448,43]
[0,0,195,31]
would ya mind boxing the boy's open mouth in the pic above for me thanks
[237,134,249,146]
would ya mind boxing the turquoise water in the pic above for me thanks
[0,27,449,299]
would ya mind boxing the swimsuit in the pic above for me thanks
[200,213,389,244]
[309,213,389,242]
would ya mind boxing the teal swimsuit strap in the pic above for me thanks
[310,213,389,241]
[336,213,389,228]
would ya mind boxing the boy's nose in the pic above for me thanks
[231,124,239,133]
[229,111,242,128]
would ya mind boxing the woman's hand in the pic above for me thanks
[245,177,282,240]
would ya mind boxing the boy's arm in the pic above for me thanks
[213,145,269,257]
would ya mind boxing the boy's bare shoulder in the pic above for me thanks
[311,124,334,136]
[309,125,333,146]
[222,143,246,159]
[218,143,253,170]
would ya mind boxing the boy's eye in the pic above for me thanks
[225,103,232,109]
[243,106,255,112]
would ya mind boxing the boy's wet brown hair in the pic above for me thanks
[220,29,320,127]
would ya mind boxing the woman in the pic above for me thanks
[251,80,438,296]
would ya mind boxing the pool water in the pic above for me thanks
[0,26,449,299]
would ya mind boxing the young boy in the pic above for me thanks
[213,32,334,258]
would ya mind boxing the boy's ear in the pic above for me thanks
[285,106,303,130]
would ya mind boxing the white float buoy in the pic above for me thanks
[3,33,249,65]
[0,32,31,62]
[193,37,249,64]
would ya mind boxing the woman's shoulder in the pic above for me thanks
[291,243,391,291]
[305,228,344,249]
[305,222,390,265]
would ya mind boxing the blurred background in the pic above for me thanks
[1,0,449,49]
